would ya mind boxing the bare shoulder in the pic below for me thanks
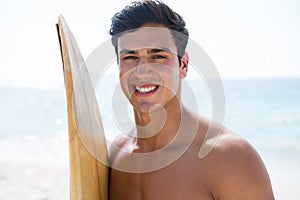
[213,129,260,159]
[108,134,132,162]
[110,134,130,149]
[207,129,274,199]
[212,129,266,169]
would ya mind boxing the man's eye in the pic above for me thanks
[152,55,166,59]
[122,56,137,60]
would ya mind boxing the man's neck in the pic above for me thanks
[133,97,182,152]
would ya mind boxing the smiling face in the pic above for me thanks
[117,24,188,113]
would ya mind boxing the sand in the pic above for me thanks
[0,133,299,199]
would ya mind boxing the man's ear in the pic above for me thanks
[179,52,189,78]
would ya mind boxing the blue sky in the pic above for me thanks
[0,0,299,88]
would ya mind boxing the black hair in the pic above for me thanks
[109,0,189,62]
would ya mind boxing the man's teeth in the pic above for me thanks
[135,86,157,93]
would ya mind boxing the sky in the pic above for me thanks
[0,0,299,88]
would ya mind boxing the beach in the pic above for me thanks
[0,132,299,199]
[0,133,69,200]
[1,79,299,199]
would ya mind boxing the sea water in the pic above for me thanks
[0,78,299,199]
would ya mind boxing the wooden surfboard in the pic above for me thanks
[56,15,109,200]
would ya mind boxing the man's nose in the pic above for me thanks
[137,56,149,66]
[135,57,152,75]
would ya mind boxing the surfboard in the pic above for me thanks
[56,15,109,200]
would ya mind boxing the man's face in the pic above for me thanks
[117,25,187,113]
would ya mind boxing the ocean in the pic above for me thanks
[0,78,299,199]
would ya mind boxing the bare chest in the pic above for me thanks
[109,159,215,200]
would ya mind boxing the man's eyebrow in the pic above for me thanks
[119,49,137,55]
[148,47,172,53]
[119,47,174,55]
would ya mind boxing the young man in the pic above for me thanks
[108,1,274,199]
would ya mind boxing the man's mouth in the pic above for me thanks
[134,84,159,95]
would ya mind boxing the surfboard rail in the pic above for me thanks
[56,15,109,200]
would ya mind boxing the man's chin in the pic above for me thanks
[133,103,163,114]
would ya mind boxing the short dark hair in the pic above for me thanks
[109,0,189,60]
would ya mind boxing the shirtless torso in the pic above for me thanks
[109,108,274,200]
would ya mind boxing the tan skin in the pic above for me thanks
[109,23,274,200]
